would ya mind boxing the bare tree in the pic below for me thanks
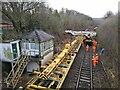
[103,11,114,19]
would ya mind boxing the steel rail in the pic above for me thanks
[75,47,93,89]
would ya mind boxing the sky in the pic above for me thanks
[47,0,119,18]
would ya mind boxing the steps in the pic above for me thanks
[5,55,29,88]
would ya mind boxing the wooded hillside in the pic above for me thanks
[2,2,95,41]
[96,14,118,87]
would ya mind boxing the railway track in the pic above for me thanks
[62,46,111,89]
[75,47,93,89]
[61,46,85,89]
[61,46,93,89]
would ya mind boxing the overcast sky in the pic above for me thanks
[48,0,119,18]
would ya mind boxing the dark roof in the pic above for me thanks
[19,30,54,42]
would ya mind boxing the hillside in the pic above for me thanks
[96,15,118,88]
[93,18,104,25]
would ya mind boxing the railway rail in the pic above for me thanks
[75,47,93,89]
[61,46,85,89]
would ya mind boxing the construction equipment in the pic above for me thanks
[24,36,83,90]
[65,30,96,46]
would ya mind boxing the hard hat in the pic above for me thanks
[18,86,23,90]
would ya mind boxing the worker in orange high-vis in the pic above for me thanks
[95,54,99,60]
[94,59,98,67]
[92,56,98,67]
[86,45,89,52]
[93,40,97,46]
[95,54,99,64]
[93,45,96,53]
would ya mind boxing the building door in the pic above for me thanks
[11,43,18,59]
[10,40,20,60]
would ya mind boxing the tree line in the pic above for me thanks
[2,2,95,40]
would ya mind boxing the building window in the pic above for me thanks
[31,43,36,49]
[21,43,24,49]
[45,41,49,50]
[40,43,44,51]
[36,43,39,50]
[50,40,53,47]
[25,43,29,50]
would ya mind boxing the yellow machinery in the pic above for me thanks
[19,35,83,90]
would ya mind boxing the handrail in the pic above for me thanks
[5,55,24,83]
[11,55,28,81]
[5,49,46,87]
[12,55,29,88]
[5,56,25,88]
[5,51,31,87]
